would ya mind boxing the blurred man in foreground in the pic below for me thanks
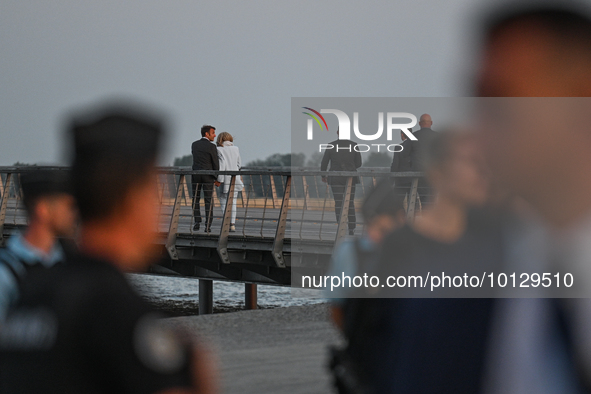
[365,130,500,393]
[0,169,76,322]
[476,3,591,392]
[0,106,218,393]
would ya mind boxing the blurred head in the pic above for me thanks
[419,114,433,129]
[477,3,591,97]
[69,106,164,269]
[362,180,406,244]
[475,3,591,224]
[201,125,216,141]
[216,132,233,147]
[424,131,489,207]
[21,170,76,237]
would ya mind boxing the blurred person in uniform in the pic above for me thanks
[0,169,76,322]
[475,3,591,393]
[191,125,220,233]
[215,132,243,233]
[0,106,218,394]
[321,127,363,236]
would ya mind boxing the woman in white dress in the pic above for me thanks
[216,132,244,232]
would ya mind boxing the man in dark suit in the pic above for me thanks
[321,128,362,235]
[391,114,437,204]
[391,131,412,198]
[191,124,220,232]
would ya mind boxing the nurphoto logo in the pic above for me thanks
[302,107,417,153]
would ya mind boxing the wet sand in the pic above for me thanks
[165,303,341,394]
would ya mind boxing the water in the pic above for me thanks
[128,273,325,315]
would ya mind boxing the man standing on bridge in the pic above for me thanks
[321,127,362,236]
[412,114,438,203]
[391,130,412,200]
[192,125,220,233]
[391,114,437,206]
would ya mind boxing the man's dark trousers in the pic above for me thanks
[330,178,356,231]
[192,175,214,227]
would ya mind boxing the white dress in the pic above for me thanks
[216,141,243,224]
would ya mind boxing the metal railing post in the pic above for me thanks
[269,174,278,209]
[272,176,291,268]
[183,179,191,206]
[302,176,310,210]
[406,177,419,222]
[217,175,236,264]
[318,182,330,241]
[0,173,13,246]
[335,176,353,244]
[260,184,269,237]
[241,184,253,236]
[165,174,185,260]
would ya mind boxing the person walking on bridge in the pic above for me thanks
[321,127,362,236]
[216,132,243,232]
[391,114,437,205]
[191,124,220,233]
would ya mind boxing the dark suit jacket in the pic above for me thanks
[391,139,413,187]
[320,139,362,184]
[191,138,219,183]
[409,127,437,172]
[391,139,412,172]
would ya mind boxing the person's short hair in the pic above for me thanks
[482,2,591,53]
[201,124,215,137]
[69,106,164,222]
[20,169,71,214]
[216,132,233,146]
[362,179,405,223]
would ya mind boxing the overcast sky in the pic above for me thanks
[0,0,490,166]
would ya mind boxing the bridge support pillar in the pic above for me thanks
[199,279,213,315]
[245,283,257,310]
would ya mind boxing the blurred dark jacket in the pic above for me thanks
[191,137,219,183]
[320,139,362,184]
[360,208,508,393]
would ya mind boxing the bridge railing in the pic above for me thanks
[155,167,428,265]
[0,167,427,265]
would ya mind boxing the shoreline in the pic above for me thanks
[165,303,341,394]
